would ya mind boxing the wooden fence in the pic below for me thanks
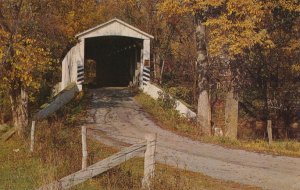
[38,133,156,190]
[29,83,80,152]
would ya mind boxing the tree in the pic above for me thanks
[205,0,268,138]
[0,0,103,137]
[158,0,283,137]
[0,0,53,136]
[158,0,223,135]
[233,0,300,137]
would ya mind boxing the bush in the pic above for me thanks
[168,87,193,105]
[157,91,177,110]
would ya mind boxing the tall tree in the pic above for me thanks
[0,0,103,136]
[0,0,53,136]
[234,0,300,134]
[158,0,225,135]
[158,0,277,136]
[206,0,268,138]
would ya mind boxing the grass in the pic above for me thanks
[0,138,260,190]
[71,157,260,190]
[134,92,300,157]
[0,128,118,190]
[0,90,260,190]
[0,138,45,189]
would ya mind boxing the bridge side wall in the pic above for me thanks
[140,39,151,87]
[61,40,84,91]
[142,83,197,118]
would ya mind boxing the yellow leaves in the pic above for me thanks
[67,10,76,19]
[58,0,102,38]
[0,29,9,41]
[158,0,226,17]
[0,33,51,91]
[158,0,273,59]
[0,46,4,61]
[278,0,300,12]
[284,39,300,52]
[158,0,189,18]
[292,64,300,72]
[264,39,276,49]
[191,0,225,11]
[203,0,274,58]
[227,0,264,18]
[0,29,9,61]
[170,41,181,58]
[15,49,21,56]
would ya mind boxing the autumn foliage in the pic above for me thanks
[0,0,299,139]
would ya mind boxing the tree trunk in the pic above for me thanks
[10,87,28,137]
[224,90,238,139]
[0,111,4,124]
[198,91,211,135]
[153,53,157,80]
[192,61,198,105]
[160,60,165,84]
[195,17,211,135]
[154,53,161,83]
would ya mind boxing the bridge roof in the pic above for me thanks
[76,18,154,40]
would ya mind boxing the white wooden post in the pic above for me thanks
[142,133,156,189]
[267,120,273,144]
[81,126,88,170]
[140,48,144,88]
[30,121,36,152]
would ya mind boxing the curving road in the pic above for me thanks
[85,87,300,190]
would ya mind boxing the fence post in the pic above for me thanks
[142,133,156,189]
[82,126,88,170]
[267,120,272,144]
[30,121,36,152]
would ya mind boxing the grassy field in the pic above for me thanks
[0,134,259,190]
[0,91,260,190]
[134,92,300,157]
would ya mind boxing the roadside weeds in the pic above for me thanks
[134,92,300,158]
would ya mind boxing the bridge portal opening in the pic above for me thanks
[61,19,152,90]
[85,36,143,87]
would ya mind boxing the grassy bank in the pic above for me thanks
[134,92,300,157]
[0,92,114,189]
[0,90,260,190]
[0,135,259,190]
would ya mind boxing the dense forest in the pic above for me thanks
[0,0,299,140]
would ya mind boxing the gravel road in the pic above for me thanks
[85,87,300,190]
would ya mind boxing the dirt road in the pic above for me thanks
[85,88,300,190]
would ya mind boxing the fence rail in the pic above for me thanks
[38,134,156,190]
[33,83,80,121]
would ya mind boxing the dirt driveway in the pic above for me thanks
[85,87,300,190]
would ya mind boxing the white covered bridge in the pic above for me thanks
[33,18,196,120]
[61,18,153,90]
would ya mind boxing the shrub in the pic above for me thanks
[168,87,193,105]
[157,91,177,110]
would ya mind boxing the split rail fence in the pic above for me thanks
[38,129,156,190]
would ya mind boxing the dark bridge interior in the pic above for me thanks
[85,36,143,87]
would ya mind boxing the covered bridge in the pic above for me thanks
[60,18,153,90]
[56,18,196,118]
